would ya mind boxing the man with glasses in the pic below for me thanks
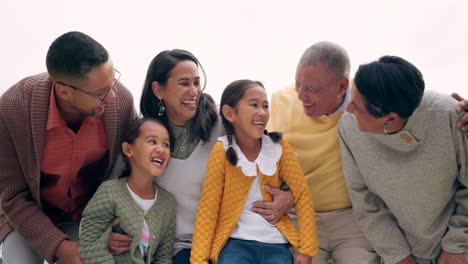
[0,31,136,264]
[55,68,121,116]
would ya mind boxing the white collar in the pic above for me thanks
[218,135,283,177]
[328,82,352,115]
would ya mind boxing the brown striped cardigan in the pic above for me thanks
[0,72,136,263]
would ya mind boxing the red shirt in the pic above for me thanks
[40,88,108,223]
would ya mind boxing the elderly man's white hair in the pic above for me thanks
[299,41,351,78]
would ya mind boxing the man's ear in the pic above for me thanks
[122,142,133,158]
[337,77,349,98]
[54,83,71,100]
[222,105,235,123]
[152,81,164,100]
[386,112,400,121]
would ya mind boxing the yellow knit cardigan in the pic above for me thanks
[190,139,318,264]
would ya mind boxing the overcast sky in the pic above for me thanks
[1,0,467,109]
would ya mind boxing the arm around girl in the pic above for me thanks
[191,79,318,264]
[80,117,177,264]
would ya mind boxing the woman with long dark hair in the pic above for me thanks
[109,50,294,264]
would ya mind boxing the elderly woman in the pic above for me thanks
[108,49,294,264]
[338,56,468,264]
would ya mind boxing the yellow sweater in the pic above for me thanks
[268,87,352,212]
[190,139,318,264]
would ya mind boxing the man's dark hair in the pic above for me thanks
[354,55,425,119]
[46,31,109,80]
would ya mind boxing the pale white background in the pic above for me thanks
[0,0,468,259]
[1,0,468,109]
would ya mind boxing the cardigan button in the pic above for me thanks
[152,235,156,239]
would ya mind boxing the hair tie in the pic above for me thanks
[228,144,233,148]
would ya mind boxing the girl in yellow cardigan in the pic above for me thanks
[191,80,318,264]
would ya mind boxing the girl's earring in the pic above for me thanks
[158,101,165,116]
[383,122,390,135]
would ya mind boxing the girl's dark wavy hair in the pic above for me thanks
[120,117,174,178]
[220,79,282,166]
[140,49,217,146]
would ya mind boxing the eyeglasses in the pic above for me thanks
[56,69,121,102]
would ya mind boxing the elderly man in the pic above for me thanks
[0,31,136,264]
[268,41,468,264]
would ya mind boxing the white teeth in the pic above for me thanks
[151,158,163,164]
[304,103,312,107]
[182,100,196,104]
[253,121,264,125]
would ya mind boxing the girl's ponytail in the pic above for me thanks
[226,131,238,166]
[264,129,282,143]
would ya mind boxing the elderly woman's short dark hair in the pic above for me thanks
[354,55,425,119]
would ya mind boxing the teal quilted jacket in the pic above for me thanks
[80,177,176,264]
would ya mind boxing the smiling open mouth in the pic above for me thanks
[151,157,163,165]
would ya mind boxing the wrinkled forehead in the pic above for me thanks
[296,63,339,84]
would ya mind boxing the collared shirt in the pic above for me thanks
[268,86,352,212]
[169,121,199,159]
[328,82,352,116]
[40,87,108,223]
[224,135,288,243]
